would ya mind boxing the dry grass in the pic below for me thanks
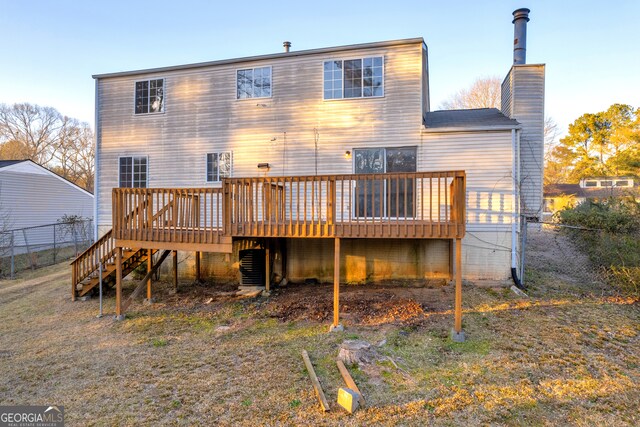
[0,228,638,426]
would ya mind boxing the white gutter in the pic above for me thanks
[421,124,521,134]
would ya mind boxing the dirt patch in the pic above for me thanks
[262,282,449,326]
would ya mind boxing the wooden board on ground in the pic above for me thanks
[301,349,330,412]
[336,360,365,407]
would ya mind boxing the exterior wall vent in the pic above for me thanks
[239,249,265,286]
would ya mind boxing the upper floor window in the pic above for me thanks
[324,56,384,100]
[601,180,613,187]
[206,152,232,182]
[584,181,597,187]
[237,67,272,99]
[119,156,147,188]
[135,79,164,114]
[615,180,629,187]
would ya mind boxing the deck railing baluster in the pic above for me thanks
[109,172,465,244]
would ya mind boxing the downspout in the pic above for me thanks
[511,128,525,289]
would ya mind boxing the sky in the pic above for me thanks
[1,0,638,138]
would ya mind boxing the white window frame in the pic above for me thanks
[118,156,148,188]
[206,152,233,183]
[134,78,165,115]
[323,56,385,100]
[236,66,273,100]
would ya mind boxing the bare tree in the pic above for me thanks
[0,103,62,165]
[51,118,95,191]
[0,103,94,191]
[439,76,502,110]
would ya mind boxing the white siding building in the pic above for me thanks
[0,160,94,248]
[92,33,544,283]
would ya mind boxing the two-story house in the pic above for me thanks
[73,8,544,338]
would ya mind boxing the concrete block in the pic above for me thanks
[114,314,126,321]
[450,328,466,343]
[337,387,360,414]
[143,298,155,305]
[78,295,91,302]
[329,324,344,333]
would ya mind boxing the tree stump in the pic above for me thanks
[338,340,374,365]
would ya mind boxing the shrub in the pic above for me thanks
[557,198,640,234]
[558,198,640,298]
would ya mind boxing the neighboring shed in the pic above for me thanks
[0,160,94,246]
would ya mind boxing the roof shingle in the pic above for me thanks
[424,108,519,129]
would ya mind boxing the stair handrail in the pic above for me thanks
[71,193,178,299]
[70,229,114,300]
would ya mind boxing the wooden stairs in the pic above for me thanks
[71,229,156,300]
[78,248,153,297]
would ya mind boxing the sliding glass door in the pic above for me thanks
[353,147,416,218]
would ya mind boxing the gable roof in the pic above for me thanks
[544,183,640,199]
[0,160,27,169]
[423,108,520,132]
[92,37,425,80]
[544,184,584,198]
[0,159,93,197]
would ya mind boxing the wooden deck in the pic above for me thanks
[74,171,467,338]
[112,171,466,245]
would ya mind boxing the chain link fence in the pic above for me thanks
[0,219,94,279]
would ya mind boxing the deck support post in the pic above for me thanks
[448,239,454,280]
[451,238,465,342]
[172,250,178,293]
[115,247,124,320]
[330,237,343,332]
[195,251,201,282]
[145,248,153,304]
[265,246,270,292]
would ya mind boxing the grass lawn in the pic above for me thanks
[0,228,638,426]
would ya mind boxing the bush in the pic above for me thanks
[558,198,640,298]
[557,198,640,233]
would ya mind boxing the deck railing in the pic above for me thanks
[70,229,115,300]
[113,188,225,244]
[112,171,465,243]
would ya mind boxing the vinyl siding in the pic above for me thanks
[96,42,426,227]
[501,64,545,219]
[420,131,515,232]
[0,169,94,247]
[96,41,517,280]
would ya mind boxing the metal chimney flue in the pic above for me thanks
[512,8,530,65]
[283,41,291,53]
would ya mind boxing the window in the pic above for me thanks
[615,180,629,187]
[206,152,232,182]
[119,156,147,188]
[353,147,416,217]
[601,180,613,187]
[135,79,164,114]
[324,56,383,100]
[584,181,597,187]
[237,67,272,99]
